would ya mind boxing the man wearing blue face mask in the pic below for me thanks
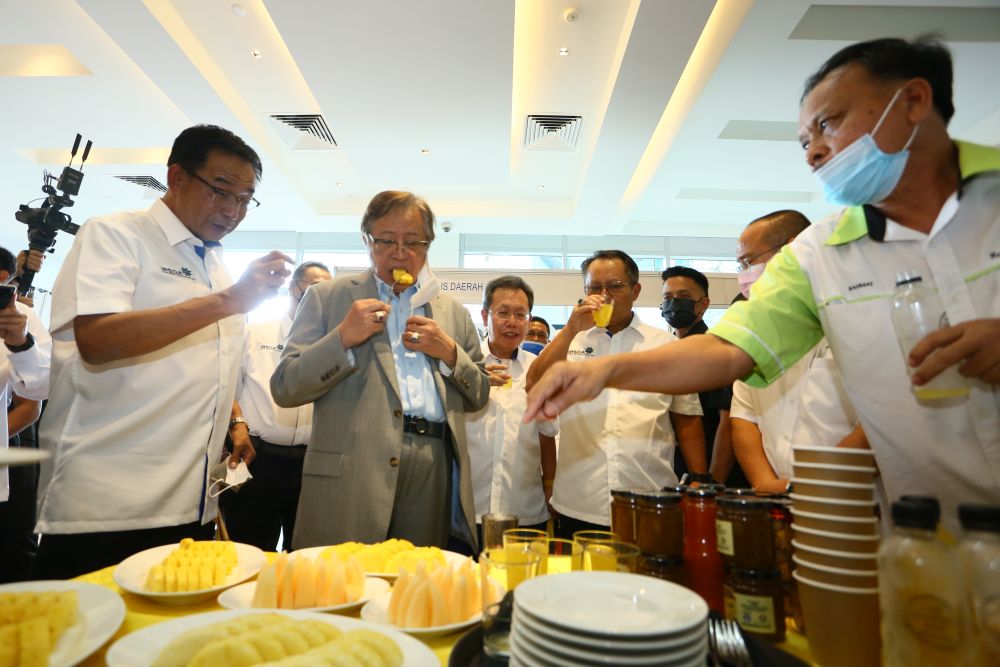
[526,37,1000,536]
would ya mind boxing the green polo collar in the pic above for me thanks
[824,141,1000,246]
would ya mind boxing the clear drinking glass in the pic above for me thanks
[481,513,519,551]
[481,546,540,658]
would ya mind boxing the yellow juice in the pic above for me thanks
[585,544,618,571]
[593,303,613,328]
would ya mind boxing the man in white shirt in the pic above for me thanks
[0,247,50,583]
[466,276,557,544]
[527,250,707,538]
[526,38,1000,535]
[34,125,292,579]
[730,210,865,494]
[223,261,332,550]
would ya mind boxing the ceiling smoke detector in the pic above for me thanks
[564,8,579,22]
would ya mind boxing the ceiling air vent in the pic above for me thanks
[114,175,167,193]
[525,115,582,151]
[269,113,338,150]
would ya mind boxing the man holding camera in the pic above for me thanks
[0,246,50,583]
[34,125,291,578]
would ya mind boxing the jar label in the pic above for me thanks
[734,592,776,634]
[903,594,961,650]
[716,519,734,556]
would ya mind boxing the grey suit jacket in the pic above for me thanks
[270,269,489,548]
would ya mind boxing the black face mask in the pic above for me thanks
[661,297,699,329]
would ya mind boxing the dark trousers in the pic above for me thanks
[220,436,305,552]
[475,519,549,556]
[33,520,215,580]
[0,433,39,583]
[554,514,610,541]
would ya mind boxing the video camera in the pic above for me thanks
[14,133,92,296]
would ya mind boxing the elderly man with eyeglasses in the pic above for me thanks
[34,125,292,579]
[526,250,707,539]
[271,191,489,550]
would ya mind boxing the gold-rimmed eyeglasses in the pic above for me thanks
[584,281,632,295]
[366,235,430,253]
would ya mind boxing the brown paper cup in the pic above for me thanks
[790,508,879,536]
[792,462,877,485]
[791,478,876,502]
[791,524,880,554]
[792,446,875,466]
[791,539,879,571]
[792,554,878,589]
[789,493,878,518]
[795,571,880,667]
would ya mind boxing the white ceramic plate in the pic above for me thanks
[515,603,706,652]
[0,448,48,466]
[360,590,480,637]
[295,546,471,580]
[112,541,266,605]
[217,575,390,614]
[514,571,708,638]
[0,580,126,667]
[104,609,438,667]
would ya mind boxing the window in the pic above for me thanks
[670,257,740,274]
[462,253,563,270]
[301,251,369,268]
[567,254,665,272]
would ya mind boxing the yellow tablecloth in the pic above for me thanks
[73,562,815,666]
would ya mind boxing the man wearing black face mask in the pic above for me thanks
[661,267,746,486]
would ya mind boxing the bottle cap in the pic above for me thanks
[899,495,940,513]
[892,499,939,530]
[894,271,923,286]
[958,504,1000,533]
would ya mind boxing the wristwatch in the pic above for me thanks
[229,416,248,429]
[4,332,35,353]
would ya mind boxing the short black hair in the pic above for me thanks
[747,210,811,248]
[292,261,330,282]
[483,275,534,311]
[0,247,16,277]
[661,266,709,296]
[168,125,263,180]
[581,250,640,286]
[529,315,550,335]
[802,36,954,124]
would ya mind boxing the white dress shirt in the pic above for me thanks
[0,303,51,502]
[465,341,558,525]
[550,315,702,525]
[731,340,858,480]
[37,199,244,533]
[237,315,312,445]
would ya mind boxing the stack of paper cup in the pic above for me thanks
[789,446,880,667]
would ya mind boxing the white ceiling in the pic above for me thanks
[2,0,999,266]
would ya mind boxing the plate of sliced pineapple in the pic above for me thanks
[297,539,469,581]
[217,550,390,614]
[105,609,437,667]
[112,539,266,605]
[0,580,126,667]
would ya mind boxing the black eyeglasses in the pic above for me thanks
[366,235,430,253]
[187,171,260,210]
[736,244,784,272]
[584,281,632,295]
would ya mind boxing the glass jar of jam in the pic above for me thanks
[717,494,776,570]
[610,489,640,544]
[684,487,725,613]
[769,496,801,630]
[638,555,685,584]
[635,491,684,558]
[724,568,786,642]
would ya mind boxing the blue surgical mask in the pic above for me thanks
[814,88,918,206]
[521,341,544,356]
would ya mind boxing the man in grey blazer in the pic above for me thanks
[271,191,489,550]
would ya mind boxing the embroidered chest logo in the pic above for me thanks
[990,250,1000,260]
[848,280,874,292]
[260,344,284,352]
[568,346,595,357]
[160,266,196,281]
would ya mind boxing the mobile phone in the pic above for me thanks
[0,285,16,310]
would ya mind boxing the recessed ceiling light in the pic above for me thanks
[559,47,570,56]
[538,185,545,191]
[420,148,430,155]
[232,4,247,17]
[250,49,263,59]
[336,181,343,187]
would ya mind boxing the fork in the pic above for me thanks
[709,618,753,667]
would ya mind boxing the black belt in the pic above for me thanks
[250,435,307,459]
[403,415,449,439]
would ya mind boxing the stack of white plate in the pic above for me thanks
[509,571,708,667]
